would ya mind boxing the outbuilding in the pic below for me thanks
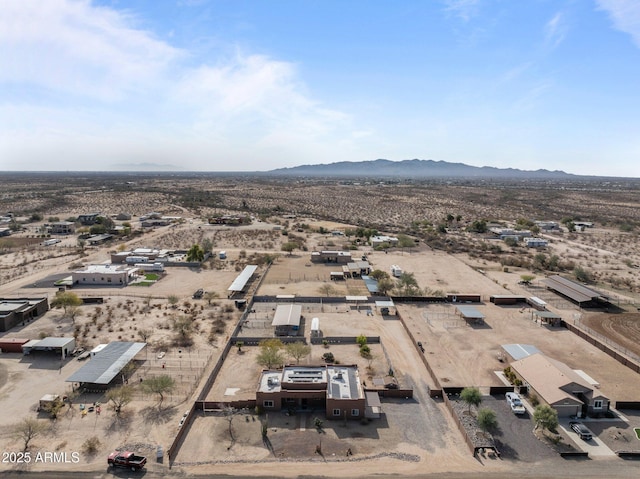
[22,337,75,359]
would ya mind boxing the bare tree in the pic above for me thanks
[318,284,337,297]
[13,418,47,451]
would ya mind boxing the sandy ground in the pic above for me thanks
[1,216,640,478]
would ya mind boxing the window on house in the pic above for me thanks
[263,400,274,408]
[351,409,360,417]
[333,409,341,416]
[593,400,603,409]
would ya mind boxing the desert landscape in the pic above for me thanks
[1,172,640,479]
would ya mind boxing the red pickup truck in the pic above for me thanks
[107,451,147,471]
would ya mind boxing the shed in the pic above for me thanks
[22,337,75,359]
[0,338,30,353]
[447,294,481,303]
[272,304,303,336]
[490,295,526,305]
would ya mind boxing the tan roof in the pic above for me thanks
[511,353,592,406]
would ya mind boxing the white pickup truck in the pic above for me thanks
[505,392,526,415]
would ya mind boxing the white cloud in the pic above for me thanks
[545,12,567,49]
[596,0,640,48]
[0,0,361,170]
[0,0,182,101]
[442,0,481,22]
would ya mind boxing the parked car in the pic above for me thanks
[505,392,526,415]
[569,422,593,440]
[76,351,91,361]
[107,451,147,471]
[192,288,204,299]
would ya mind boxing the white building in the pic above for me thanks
[72,264,138,286]
[370,235,398,247]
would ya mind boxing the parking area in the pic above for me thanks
[483,395,557,462]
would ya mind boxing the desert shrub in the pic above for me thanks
[322,352,335,363]
[82,436,101,455]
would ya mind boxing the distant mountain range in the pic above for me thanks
[269,159,575,179]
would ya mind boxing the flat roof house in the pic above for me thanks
[50,221,75,235]
[0,297,49,332]
[72,264,138,286]
[256,364,367,420]
[310,251,352,264]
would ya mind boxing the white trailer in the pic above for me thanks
[391,264,403,277]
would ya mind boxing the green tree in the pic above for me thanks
[397,234,415,254]
[396,272,421,296]
[13,417,47,451]
[477,408,498,436]
[106,385,134,416]
[468,220,488,233]
[369,269,390,281]
[356,334,368,347]
[236,340,244,352]
[140,375,176,409]
[460,387,482,414]
[281,242,298,255]
[520,274,535,285]
[574,266,592,283]
[89,224,107,235]
[377,278,394,296]
[186,244,205,262]
[533,404,559,432]
[51,291,83,317]
[256,339,285,369]
[285,341,311,364]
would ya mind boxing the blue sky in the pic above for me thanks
[1,0,640,176]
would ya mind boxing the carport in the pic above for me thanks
[455,305,485,325]
[66,341,146,389]
[22,337,75,359]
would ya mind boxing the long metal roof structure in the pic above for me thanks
[271,304,302,327]
[66,342,146,385]
[228,265,258,292]
[541,275,607,304]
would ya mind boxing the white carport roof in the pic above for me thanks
[375,300,395,308]
[66,342,146,385]
[228,265,258,292]
[271,304,302,327]
[345,296,368,302]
